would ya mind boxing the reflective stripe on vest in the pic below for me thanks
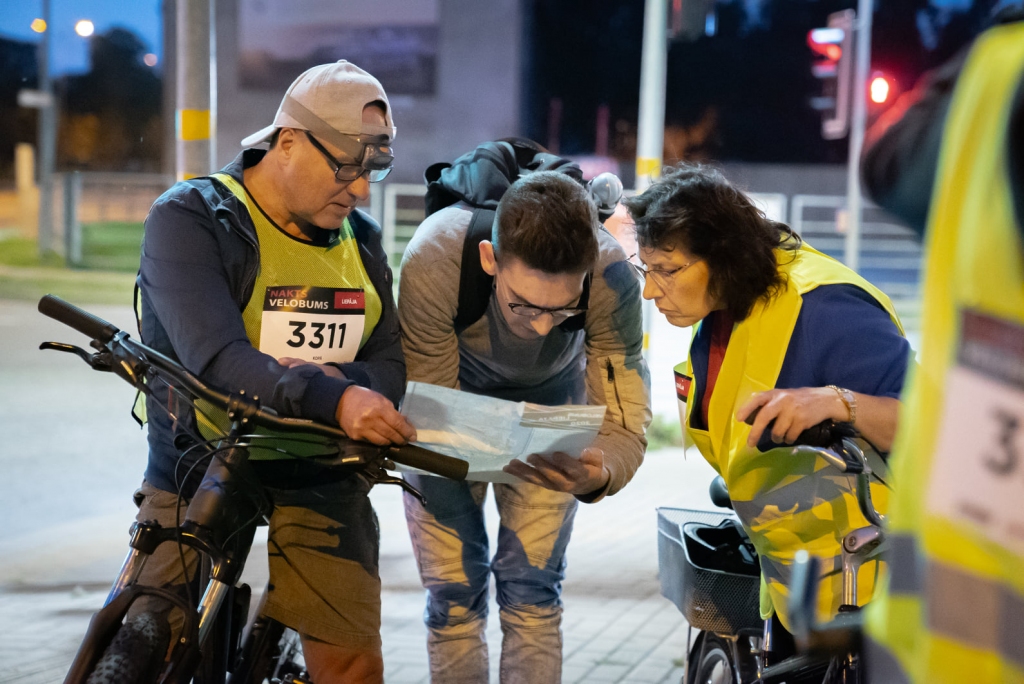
[678,242,903,630]
[865,23,1024,684]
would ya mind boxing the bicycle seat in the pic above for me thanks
[709,476,733,509]
[682,520,759,575]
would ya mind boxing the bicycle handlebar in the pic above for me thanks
[39,294,120,344]
[37,294,468,481]
[745,403,856,456]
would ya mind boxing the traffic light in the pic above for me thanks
[867,70,901,126]
[869,74,891,104]
[808,9,855,140]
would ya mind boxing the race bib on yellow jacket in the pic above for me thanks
[258,286,366,364]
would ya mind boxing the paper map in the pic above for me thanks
[399,382,606,483]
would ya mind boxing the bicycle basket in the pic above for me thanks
[657,507,763,635]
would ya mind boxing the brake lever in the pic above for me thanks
[39,341,113,372]
[365,462,428,506]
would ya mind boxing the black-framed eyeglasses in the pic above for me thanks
[628,253,700,287]
[506,301,588,321]
[304,131,393,183]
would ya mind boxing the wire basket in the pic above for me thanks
[657,507,763,635]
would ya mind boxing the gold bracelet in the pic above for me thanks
[827,385,857,424]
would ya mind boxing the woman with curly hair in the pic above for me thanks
[625,163,910,643]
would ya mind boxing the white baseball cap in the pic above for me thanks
[240,60,396,149]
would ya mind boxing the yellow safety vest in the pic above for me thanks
[675,243,904,630]
[195,173,382,457]
[865,23,1024,684]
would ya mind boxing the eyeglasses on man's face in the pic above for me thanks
[628,253,701,288]
[506,301,588,321]
[304,131,393,183]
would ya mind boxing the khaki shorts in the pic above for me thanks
[130,476,381,651]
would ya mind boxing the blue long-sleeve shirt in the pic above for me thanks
[689,284,910,451]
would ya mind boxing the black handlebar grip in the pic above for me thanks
[38,294,120,344]
[743,406,851,447]
[389,444,469,481]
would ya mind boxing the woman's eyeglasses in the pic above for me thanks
[628,254,701,287]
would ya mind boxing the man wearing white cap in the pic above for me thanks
[131,61,411,681]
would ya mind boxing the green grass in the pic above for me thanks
[79,221,144,272]
[0,222,142,304]
[647,413,684,450]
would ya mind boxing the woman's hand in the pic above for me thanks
[736,387,849,448]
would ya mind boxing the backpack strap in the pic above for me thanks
[431,139,592,335]
[454,208,496,335]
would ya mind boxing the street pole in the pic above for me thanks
[635,0,668,356]
[844,0,872,272]
[37,0,56,257]
[176,0,214,180]
[635,0,668,194]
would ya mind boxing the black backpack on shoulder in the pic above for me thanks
[423,138,591,335]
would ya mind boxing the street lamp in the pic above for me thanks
[74,19,94,37]
[31,18,47,33]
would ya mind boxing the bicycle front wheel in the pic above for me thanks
[84,611,170,684]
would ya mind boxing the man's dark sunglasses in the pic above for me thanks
[304,131,393,183]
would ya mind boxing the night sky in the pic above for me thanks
[0,0,162,74]
[523,0,997,164]
[0,0,998,166]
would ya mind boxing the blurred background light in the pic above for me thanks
[74,19,95,37]
[30,18,47,33]
[143,52,158,67]
[870,75,891,104]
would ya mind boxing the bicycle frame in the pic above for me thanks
[758,437,885,684]
[65,418,272,683]
[676,434,886,684]
[38,294,469,684]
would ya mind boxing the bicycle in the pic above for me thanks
[36,294,469,683]
[657,419,887,684]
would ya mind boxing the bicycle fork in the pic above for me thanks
[103,520,235,646]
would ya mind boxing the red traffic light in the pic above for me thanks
[870,75,892,104]
[807,27,844,61]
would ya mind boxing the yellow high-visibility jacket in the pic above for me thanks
[675,243,903,629]
[865,22,1024,684]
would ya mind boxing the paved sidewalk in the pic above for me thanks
[0,299,715,683]
[0,448,715,684]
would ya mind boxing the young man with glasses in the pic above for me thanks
[398,159,652,683]
[132,61,413,682]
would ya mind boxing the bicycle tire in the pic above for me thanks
[687,632,735,684]
[229,616,308,684]
[84,611,171,684]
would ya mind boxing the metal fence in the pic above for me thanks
[50,172,173,265]
[50,176,923,334]
[375,186,922,333]
[790,194,923,331]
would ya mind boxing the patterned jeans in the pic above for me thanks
[403,474,579,684]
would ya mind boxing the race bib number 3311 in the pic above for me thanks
[258,286,365,365]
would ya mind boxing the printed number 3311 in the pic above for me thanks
[286,320,347,349]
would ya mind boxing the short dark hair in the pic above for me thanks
[623,163,801,321]
[493,171,599,274]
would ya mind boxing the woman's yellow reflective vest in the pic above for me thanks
[675,243,903,630]
[865,22,1024,684]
